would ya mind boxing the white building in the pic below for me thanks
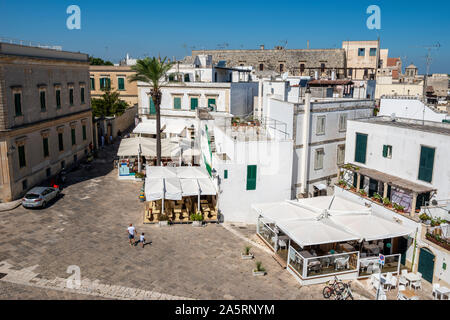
[210,116,293,223]
[379,97,449,123]
[337,116,450,286]
[260,81,374,198]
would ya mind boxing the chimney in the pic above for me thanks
[260,44,265,50]
[300,87,312,195]
[307,40,310,49]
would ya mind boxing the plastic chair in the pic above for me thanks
[411,279,422,290]
[399,275,408,287]
[389,276,397,291]
[397,285,407,300]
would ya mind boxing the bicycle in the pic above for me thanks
[335,281,354,300]
[323,276,346,299]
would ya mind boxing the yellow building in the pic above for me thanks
[342,40,388,80]
[89,66,138,106]
[0,43,93,202]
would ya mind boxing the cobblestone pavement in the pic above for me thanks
[0,142,374,300]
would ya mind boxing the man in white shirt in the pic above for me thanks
[127,224,137,246]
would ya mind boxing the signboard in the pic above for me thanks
[379,254,385,266]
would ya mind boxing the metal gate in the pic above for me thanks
[418,247,435,283]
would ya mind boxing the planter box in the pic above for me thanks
[159,221,169,227]
[241,253,254,260]
[192,221,203,227]
[252,270,266,276]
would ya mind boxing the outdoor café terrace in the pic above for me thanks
[252,196,415,285]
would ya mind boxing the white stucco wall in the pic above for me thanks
[379,98,449,122]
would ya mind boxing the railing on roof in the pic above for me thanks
[0,37,62,51]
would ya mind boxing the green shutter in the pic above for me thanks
[355,133,367,164]
[14,93,22,116]
[382,145,388,158]
[58,133,64,151]
[224,170,228,179]
[18,145,26,168]
[174,97,181,109]
[246,165,257,190]
[118,78,125,90]
[190,98,198,110]
[208,98,216,110]
[40,91,46,111]
[90,78,95,90]
[149,98,156,115]
[71,128,76,145]
[81,87,85,104]
[106,78,111,89]
[82,125,87,140]
[418,146,435,183]
[43,138,49,158]
[56,90,61,108]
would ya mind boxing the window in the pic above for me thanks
[364,69,368,78]
[246,165,257,190]
[82,125,87,141]
[382,145,392,159]
[80,87,85,104]
[207,98,216,110]
[224,170,228,179]
[300,64,305,74]
[56,89,61,109]
[173,97,182,109]
[18,145,26,168]
[14,92,22,116]
[314,148,324,170]
[90,78,95,90]
[149,98,156,115]
[348,68,353,77]
[184,74,190,82]
[354,133,368,164]
[190,97,198,110]
[279,64,284,72]
[22,180,28,191]
[40,90,46,111]
[118,78,125,90]
[69,88,74,105]
[100,78,111,89]
[369,48,377,56]
[320,63,326,73]
[339,114,347,132]
[358,48,365,56]
[71,128,76,146]
[316,116,326,135]
[43,137,49,158]
[337,144,345,165]
[58,133,64,151]
[259,64,264,71]
[418,146,435,183]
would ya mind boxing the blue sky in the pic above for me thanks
[0,0,448,73]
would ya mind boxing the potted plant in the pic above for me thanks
[337,180,347,188]
[350,185,356,192]
[393,203,404,213]
[382,197,392,208]
[190,212,204,227]
[158,214,169,227]
[253,261,266,276]
[372,193,382,203]
[241,246,254,260]
[359,189,367,197]
[419,213,431,225]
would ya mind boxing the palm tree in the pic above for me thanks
[128,57,174,166]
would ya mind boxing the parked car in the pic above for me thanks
[22,187,60,209]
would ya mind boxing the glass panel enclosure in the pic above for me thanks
[257,217,276,250]
[304,251,359,278]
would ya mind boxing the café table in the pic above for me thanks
[400,288,418,300]
[405,273,421,286]
[435,286,450,300]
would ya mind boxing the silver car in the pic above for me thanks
[22,187,60,209]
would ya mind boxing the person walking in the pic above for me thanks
[101,135,105,148]
[139,233,146,248]
[127,224,137,246]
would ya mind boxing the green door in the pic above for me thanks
[398,236,408,265]
[246,165,257,190]
[418,247,435,283]
[418,146,435,183]
[149,98,156,115]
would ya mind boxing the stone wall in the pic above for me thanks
[191,48,347,78]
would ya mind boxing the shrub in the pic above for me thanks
[359,190,367,196]
[382,197,391,205]
[373,193,382,201]
[190,213,204,221]
[159,214,169,221]
[244,246,252,255]
[255,261,266,272]
[393,203,405,212]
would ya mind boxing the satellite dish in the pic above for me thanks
[281,72,289,80]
